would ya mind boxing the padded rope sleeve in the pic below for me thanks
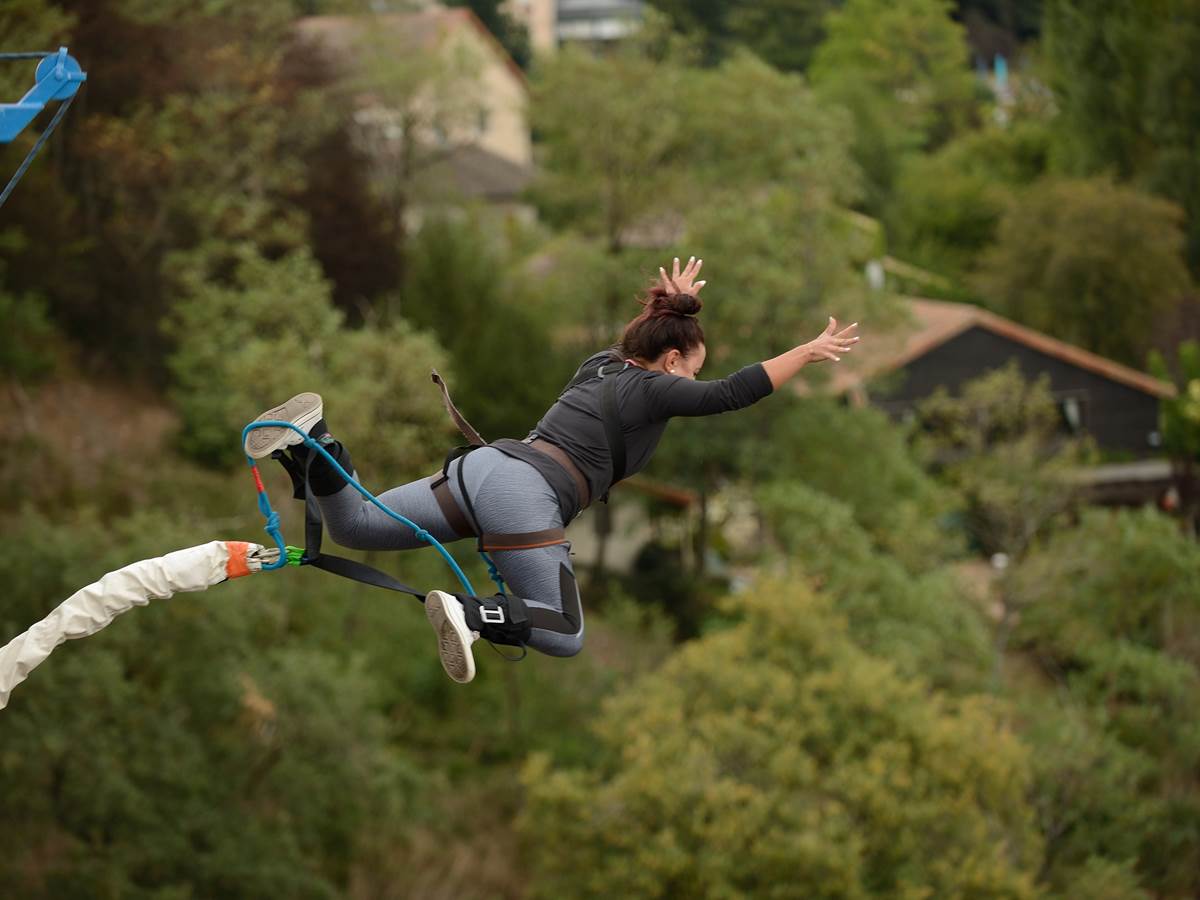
[0,541,267,710]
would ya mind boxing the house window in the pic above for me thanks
[1056,393,1088,434]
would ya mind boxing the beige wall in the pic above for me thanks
[504,0,557,53]
[442,21,531,168]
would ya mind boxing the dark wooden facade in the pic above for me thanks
[871,325,1163,456]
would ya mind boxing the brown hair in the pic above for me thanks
[618,283,705,363]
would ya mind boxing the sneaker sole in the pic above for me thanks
[425,591,476,684]
[244,392,324,459]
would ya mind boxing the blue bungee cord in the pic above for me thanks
[242,420,479,596]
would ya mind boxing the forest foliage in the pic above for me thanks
[2,0,1199,897]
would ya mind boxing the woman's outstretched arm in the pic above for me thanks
[761,317,860,390]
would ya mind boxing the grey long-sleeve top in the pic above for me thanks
[491,350,774,521]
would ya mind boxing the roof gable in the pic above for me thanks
[831,297,1175,399]
[294,9,527,90]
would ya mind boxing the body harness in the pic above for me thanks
[241,358,632,635]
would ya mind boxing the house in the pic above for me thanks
[829,297,1177,504]
[506,0,644,51]
[293,8,533,212]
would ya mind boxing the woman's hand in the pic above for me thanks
[761,317,861,390]
[804,317,860,363]
[658,256,706,296]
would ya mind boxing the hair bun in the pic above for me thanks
[653,292,702,317]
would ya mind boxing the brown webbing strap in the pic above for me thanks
[431,369,486,447]
[479,528,568,552]
[430,474,475,539]
[528,438,592,509]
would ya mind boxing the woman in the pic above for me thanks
[244,257,860,684]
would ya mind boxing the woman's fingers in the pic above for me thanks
[808,317,861,362]
[694,280,706,294]
[662,256,703,295]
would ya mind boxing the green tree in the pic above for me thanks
[1,0,316,371]
[0,248,58,381]
[520,580,1042,897]
[0,511,423,898]
[809,0,981,212]
[972,177,1194,366]
[444,0,531,68]
[1043,0,1200,270]
[533,32,862,332]
[1012,507,1200,668]
[917,364,1089,687]
[166,246,451,475]
[403,213,570,440]
[746,397,962,570]
[756,482,989,692]
[917,363,1086,561]
[1018,697,1163,900]
[1007,508,1200,896]
[885,120,1052,282]
[1149,340,1200,533]
[648,0,841,71]
[529,26,695,284]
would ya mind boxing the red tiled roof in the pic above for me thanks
[828,297,1175,399]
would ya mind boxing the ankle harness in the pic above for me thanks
[460,593,532,649]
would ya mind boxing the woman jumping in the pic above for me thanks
[243,257,860,683]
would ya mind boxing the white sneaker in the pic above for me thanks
[425,590,479,684]
[243,392,324,459]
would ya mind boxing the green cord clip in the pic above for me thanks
[285,546,305,566]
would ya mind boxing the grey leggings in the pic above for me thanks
[315,447,583,657]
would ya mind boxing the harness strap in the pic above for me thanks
[600,372,626,485]
[479,529,568,552]
[307,554,427,598]
[299,450,426,600]
[431,369,486,446]
[527,437,591,508]
[431,473,474,539]
[561,356,630,497]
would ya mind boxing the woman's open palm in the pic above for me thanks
[807,318,860,363]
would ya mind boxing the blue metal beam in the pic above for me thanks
[0,48,87,143]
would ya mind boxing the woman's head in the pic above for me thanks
[618,283,706,379]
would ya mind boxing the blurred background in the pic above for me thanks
[2,0,1199,896]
